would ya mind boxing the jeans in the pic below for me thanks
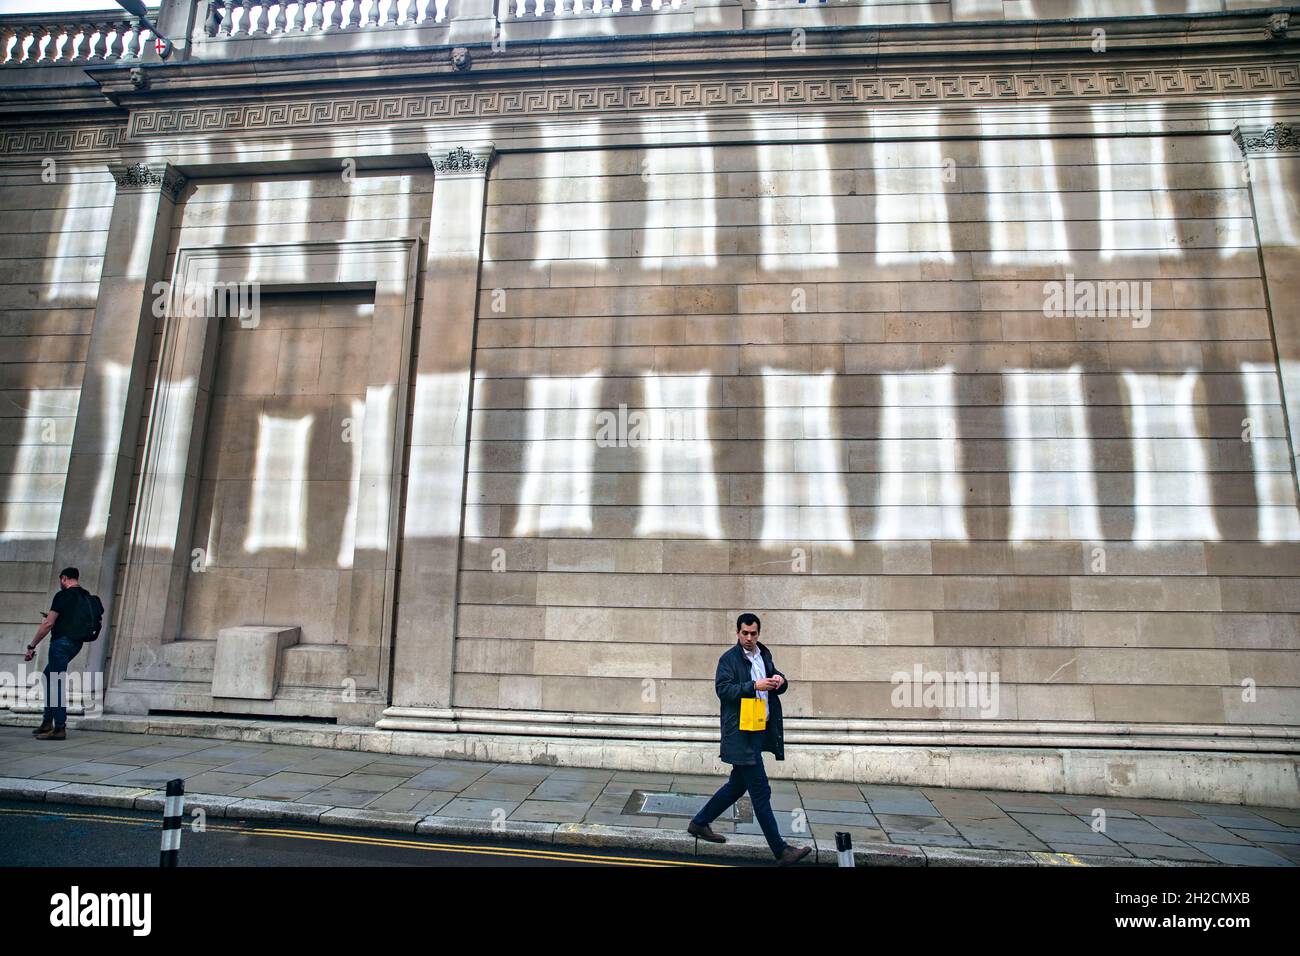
[42,636,83,729]
[692,732,788,859]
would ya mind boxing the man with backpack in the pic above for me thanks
[23,567,101,740]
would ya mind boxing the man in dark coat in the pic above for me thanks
[687,613,811,865]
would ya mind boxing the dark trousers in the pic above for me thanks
[42,636,82,729]
[692,733,788,859]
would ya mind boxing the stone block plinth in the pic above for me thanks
[211,626,300,701]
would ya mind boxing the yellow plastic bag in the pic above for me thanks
[740,696,767,732]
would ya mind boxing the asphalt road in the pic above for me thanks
[0,799,751,868]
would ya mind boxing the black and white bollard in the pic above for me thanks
[159,778,184,868]
[835,831,854,867]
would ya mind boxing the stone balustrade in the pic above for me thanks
[0,0,1289,69]
[0,16,158,67]
[201,0,449,37]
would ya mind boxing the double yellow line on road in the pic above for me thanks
[0,805,728,868]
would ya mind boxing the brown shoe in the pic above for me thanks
[31,721,53,736]
[34,727,66,741]
[687,821,727,843]
[777,845,812,866]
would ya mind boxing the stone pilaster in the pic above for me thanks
[52,161,186,679]
[386,144,494,714]
[1234,122,1300,494]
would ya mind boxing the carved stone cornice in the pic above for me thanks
[429,145,493,178]
[109,161,188,199]
[125,61,1300,141]
[0,124,123,157]
[1232,122,1299,156]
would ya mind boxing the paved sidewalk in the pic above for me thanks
[1,722,1296,866]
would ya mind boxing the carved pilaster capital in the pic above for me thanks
[109,161,188,199]
[428,145,494,179]
[1231,123,1299,156]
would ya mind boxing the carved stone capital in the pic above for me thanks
[428,145,494,179]
[1232,123,1299,156]
[109,161,188,199]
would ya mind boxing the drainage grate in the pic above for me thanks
[623,790,753,823]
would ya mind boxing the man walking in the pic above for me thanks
[24,567,93,740]
[688,613,811,865]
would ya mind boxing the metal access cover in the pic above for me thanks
[623,790,753,823]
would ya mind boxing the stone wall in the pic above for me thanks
[0,164,116,673]
[455,128,1300,733]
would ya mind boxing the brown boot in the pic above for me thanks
[31,720,53,736]
[687,821,727,843]
[776,845,812,866]
[34,726,66,741]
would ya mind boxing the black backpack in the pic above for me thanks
[71,587,105,642]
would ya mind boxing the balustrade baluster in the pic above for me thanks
[124,21,141,58]
[85,23,104,61]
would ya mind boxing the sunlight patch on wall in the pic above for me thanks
[981,109,1070,265]
[1005,367,1101,541]
[138,376,197,550]
[636,372,724,539]
[759,369,852,550]
[244,413,313,553]
[1241,362,1300,541]
[83,360,128,538]
[641,116,717,269]
[47,171,104,299]
[1123,371,1219,543]
[874,368,967,540]
[533,122,608,268]
[0,389,72,542]
[338,383,394,567]
[405,371,468,539]
[872,112,954,264]
[753,116,839,270]
[514,372,602,536]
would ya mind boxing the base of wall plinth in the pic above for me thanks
[4,709,1296,808]
[101,681,387,726]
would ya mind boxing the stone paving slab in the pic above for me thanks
[0,723,1294,867]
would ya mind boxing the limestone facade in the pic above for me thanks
[1,0,1297,795]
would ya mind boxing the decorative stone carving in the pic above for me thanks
[0,124,123,156]
[451,46,471,71]
[1268,12,1289,39]
[126,63,1300,140]
[130,67,148,90]
[431,145,490,174]
[1232,123,1298,156]
[110,162,188,199]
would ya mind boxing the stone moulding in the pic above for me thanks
[123,61,1300,140]
[375,706,1300,754]
[1232,121,1299,155]
[0,124,124,157]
